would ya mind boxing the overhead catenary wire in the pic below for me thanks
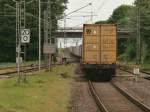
[67,15,97,18]
[96,0,109,13]
[92,0,109,22]
[65,3,92,17]
[4,4,52,25]
[72,23,84,27]
[75,11,93,14]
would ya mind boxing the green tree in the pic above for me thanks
[135,0,150,63]
[108,5,136,30]
[107,5,137,59]
[0,0,68,62]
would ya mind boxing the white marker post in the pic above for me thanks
[133,67,140,82]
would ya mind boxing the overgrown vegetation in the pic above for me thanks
[96,0,150,64]
[0,0,67,62]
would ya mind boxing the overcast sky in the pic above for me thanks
[58,0,136,48]
[59,0,135,27]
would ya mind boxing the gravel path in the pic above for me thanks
[68,66,98,112]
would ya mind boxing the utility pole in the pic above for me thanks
[136,0,141,64]
[64,13,66,48]
[16,1,21,81]
[47,0,52,70]
[44,10,48,65]
[39,0,41,71]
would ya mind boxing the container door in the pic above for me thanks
[100,25,117,64]
[83,25,100,64]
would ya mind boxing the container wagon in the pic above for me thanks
[68,46,82,57]
[82,24,117,81]
[68,45,82,63]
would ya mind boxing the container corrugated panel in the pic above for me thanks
[101,25,116,64]
[83,24,100,64]
[82,24,117,65]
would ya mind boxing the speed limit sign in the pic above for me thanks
[21,29,30,43]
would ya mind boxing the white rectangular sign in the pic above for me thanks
[133,68,140,75]
[16,57,23,64]
[43,44,56,54]
[21,29,30,43]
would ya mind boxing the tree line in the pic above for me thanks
[0,0,67,62]
[96,0,150,64]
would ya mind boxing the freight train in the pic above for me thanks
[69,24,117,81]
[68,45,82,58]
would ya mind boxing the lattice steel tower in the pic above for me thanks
[44,0,56,68]
[16,0,26,83]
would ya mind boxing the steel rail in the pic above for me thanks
[111,82,150,112]
[88,80,109,112]
[118,65,150,80]
[0,65,43,77]
[0,64,38,70]
[117,64,150,75]
[0,63,63,77]
[89,79,150,112]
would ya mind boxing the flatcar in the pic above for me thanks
[82,24,117,81]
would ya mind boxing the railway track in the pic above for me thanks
[118,65,150,81]
[0,65,32,70]
[119,68,150,81]
[0,64,39,75]
[88,81,107,112]
[0,64,54,78]
[141,71,150,80]
[118,64,150,75]
[88,80,150,112]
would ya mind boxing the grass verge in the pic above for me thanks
[0,64,76,112]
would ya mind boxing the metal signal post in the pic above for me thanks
[136,0,141,64]
[39,0,41,71]
[14,0,26,83]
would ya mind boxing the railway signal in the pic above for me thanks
[21,29,30,43]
